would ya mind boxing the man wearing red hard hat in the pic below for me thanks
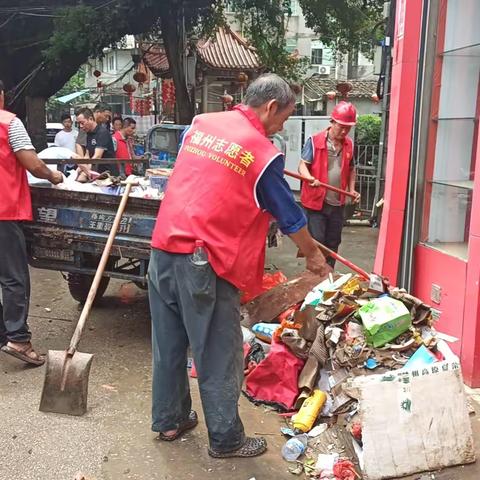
[298,101,360,267]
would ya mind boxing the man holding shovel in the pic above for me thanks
[298,102,361,267]
[0,79,64,366]
[148,74,329,458]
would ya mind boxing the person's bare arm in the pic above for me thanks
[15,150,63,184]
[91,147,105,160]
[298,159,321,187]
[289,226,330,277]
[76,147,92,176]
[75,143,86,157]
[348,168,360,203]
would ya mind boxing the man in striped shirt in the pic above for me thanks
[0,79,63,366]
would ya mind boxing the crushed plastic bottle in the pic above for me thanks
[192,240,208,266]
[281,434,308,462]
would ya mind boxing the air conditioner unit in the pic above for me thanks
[316,65,331,75]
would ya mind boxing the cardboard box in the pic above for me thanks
[348,358,475,479]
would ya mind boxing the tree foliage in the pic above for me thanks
[46,69,89,114]
[298,0,384,56]
[230,0,308,81]
[355,114,381,144]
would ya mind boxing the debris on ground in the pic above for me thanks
[240,270,475,479]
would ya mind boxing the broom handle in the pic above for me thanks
[67,182,134,354]
[284,169,356,199]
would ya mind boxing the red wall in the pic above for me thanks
[460,133,480,385]
[413,245,467,357]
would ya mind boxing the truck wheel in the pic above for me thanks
[67,273,110,304]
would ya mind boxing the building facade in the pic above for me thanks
[226,0,376,81]
[375,0,480,385]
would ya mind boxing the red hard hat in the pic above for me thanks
[331,101,357,126]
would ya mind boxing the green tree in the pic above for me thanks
[229,0,308,81]
[298,0,384,56]
[46,69,89,115]
[355,114,381,144]
[0,0,221,146]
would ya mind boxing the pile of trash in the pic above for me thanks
[29,166,172,201]
[239,271,458,478]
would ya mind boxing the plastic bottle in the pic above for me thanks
[192,240,208,266]
[281,434,308,462]
[293,390,327,433]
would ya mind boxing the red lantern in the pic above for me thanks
[237,72,248,84]
[96,80,103,89]
[123,83,136,94]
[93,69,101,78]
[133,71,147,84]
[326,91,336,101]
[123,83,136,112]
[336,81,352,98]
[162,79,176,107]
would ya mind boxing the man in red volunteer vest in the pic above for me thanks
[298,102,361,267]
[148,74,329,458]
[0,79,63,366]
[113,117,137,176]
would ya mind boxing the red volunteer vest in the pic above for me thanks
[151,105,281,292]
[300,129,353,211]
[0,110,32,221]
[113,130,133,175]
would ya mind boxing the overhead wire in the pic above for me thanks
[0,12,16,29]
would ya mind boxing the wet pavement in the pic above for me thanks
[1,226,480,480]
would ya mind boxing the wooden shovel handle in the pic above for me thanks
[67,182,134,354]
[284,169,356,199]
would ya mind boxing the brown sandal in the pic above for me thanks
[1,342,45,366]
[208,436,267,458]
[157,410,198,441]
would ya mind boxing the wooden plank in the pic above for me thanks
[241,271,326,328]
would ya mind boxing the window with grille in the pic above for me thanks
[311,48,323,65]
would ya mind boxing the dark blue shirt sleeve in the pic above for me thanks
[301,137,313,163]
[256,155,307,235]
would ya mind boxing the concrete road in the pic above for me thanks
[1,227,479,480]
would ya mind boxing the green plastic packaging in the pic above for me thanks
[358,296,412,347]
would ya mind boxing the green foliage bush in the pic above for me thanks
[355,114,381,145]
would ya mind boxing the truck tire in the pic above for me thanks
[67,272,110,304]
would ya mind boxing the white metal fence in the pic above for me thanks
[354,144,381,219]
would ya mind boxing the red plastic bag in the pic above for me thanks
[240,271,287,304]
[245,339,305,411]
[333,460,357,480]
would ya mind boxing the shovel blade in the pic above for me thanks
[39,349,94,416]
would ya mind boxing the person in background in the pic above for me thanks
[298,102,360,267]
[112,115,123,133]
[113,117,136,176]
[75,102,112,157]
[54,113,78,173]
[54,113,77,153]
[148,74,329,458]
[0,79,64,366]
[76,107,117,180]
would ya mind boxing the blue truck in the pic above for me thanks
[23,124,186,303]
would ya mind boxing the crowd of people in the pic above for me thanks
[52,103,138,179]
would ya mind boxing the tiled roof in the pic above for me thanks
[141,27,262,77]
[196,27,261,71]
[141,44,170,77]
[304,76,378,101]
